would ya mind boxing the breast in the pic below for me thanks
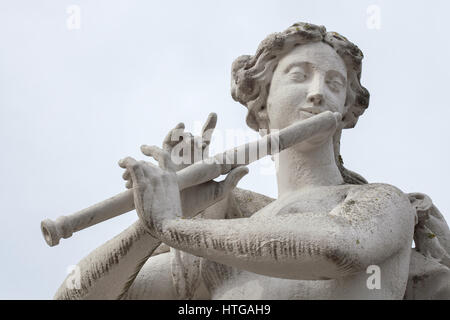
[202,257,405,300]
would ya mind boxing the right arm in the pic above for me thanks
[54,114,246,299]
[54,221,160,300]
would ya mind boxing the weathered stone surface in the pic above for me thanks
[51,22,449,300]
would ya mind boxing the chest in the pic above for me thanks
[255,185,352,218]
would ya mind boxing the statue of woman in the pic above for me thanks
[54,22,450,300]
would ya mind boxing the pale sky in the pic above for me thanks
[1,0,449,299]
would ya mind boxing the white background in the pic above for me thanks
[1,0,449,299]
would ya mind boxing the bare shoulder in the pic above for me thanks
[340,183,416,227]
[346,183,412,208]
[348,182,407,198]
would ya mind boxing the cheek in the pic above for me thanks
[267,85,306,129]
[283,84,309,106]
[267,84,308,117]
[324,89,347,113]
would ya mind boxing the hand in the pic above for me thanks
[120,113,217,189]
[162,113,217,171]
[303,111,342,146]
[120,146,248,232]
[119,150,181,238]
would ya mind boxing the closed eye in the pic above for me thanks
[326,79,344,91]
[325,71,346,92]
[287,65,309,82]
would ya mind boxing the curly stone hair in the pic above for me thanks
[231,22,370,184]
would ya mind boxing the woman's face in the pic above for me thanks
[266,41,347,131]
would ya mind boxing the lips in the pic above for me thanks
[298,111,315,120]
[299,107,322,115]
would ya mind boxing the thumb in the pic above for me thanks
[222,166,249,190]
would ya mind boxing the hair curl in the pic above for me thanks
[231,22,370,184]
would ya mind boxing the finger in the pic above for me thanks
[118,158,127,169]
[120,162,134,189]
[119,156,145,185]
[193,136,206,151]
[179,167,247,218]
[201,166,249,208]
[141,145,177,172]
[222,166,249,190]
[122,169,130,181]
[179,132,195,159]
[163,122,185,151]
[201,112,217,144]
[119,156,137,168]
[333,112,342,122]
[181,131,194,143]
[333,112,343,130]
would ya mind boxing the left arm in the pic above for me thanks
[160,184,416,280]
[122,150,416,280]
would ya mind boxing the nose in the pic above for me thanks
[306,74,325,106]
[307,92,323,105]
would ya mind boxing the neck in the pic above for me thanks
[275,137,343,198]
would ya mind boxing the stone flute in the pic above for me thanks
[41,111,338,247]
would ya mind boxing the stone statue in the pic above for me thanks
[53,22,450,300]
